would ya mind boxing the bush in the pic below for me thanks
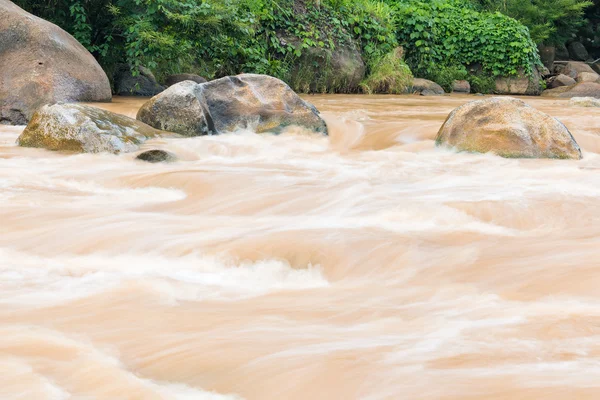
[360,48,413,94]
[385,0,541,80]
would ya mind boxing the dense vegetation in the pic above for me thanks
[471,0,592,45]
[11,0,598,93]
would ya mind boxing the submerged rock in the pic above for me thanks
[570,97,600,107]
[0,0,111,125]
[542,82,600,98]
[137,74,328,136]
[17,103,165,154]
[165,74,207,87]
[136,149,176,163]
[436,97,581,160]
[114,65,164,97]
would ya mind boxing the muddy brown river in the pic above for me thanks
[2,94,600,399]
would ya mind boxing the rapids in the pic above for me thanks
[2,94,600,399]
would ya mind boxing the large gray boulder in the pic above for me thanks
[542,82,600,98]
[137,74,328,136]
[411,78,444,95]
[0,0,111,125]
[17,103,166,153]
[568,41,589,61]
[114,65,164,96]
[436,97,581,160]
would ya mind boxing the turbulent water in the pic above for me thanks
[2,94,600,399]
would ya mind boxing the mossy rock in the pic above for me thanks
[18,103,168,154]
[436,97,581,160]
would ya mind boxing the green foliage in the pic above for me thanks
[13,0,552,94]
[360,48,413,94]
[472,0,592,45]
[467,74,496,94]
[423,66,468,93]
[388,0,541,79]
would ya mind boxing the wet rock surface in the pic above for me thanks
[17,103,166,154]
[137,74,328,136]
[136,149,176,163]
[436,97,581,160]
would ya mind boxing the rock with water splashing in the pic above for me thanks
[17,103,167,154]
[136,74,328,136]
[0,0,112,125]
[570,97,600,107]
[436,97,581,159]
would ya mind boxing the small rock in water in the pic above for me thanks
[569,97,600,107]
[136,149,176,163]
[436,97,581,160]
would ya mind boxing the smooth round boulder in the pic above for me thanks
[136,149,176,163]
[17,103,166,154]
[137,74,328,136]
[165,74,207,87]
[0,0,111,125]
[436,97,581,160]
[412,78,444,95]
[542,82,600,98]
[114,65,164,97]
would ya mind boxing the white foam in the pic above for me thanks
[0,249,329,306]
